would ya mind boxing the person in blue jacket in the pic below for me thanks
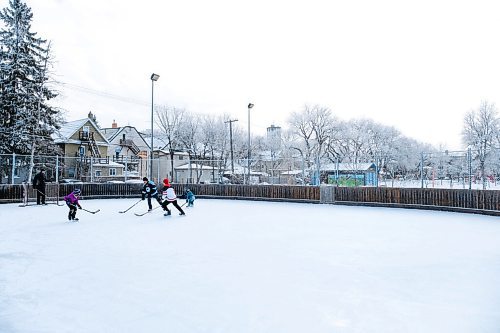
[185,188,195,207]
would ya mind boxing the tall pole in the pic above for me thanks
[225,119,238,175]
[247,103,254,184]
[150,80,154,180]
[150,73,159,180]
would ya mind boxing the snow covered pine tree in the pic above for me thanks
[0,0,61,158]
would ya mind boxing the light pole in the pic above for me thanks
[247,103,254,185]
[150,73,160,180]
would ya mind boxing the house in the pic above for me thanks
[150,149,190,183]
[223,162,269,184]
[320,162,378,186]
[174,163,216,184]
[101,121,149,179]
[53,117,114,181]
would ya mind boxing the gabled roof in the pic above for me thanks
[52,118,110,145]
[100,127,121,140]
[101,125,145,143]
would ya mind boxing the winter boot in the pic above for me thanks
[163,211,171,216]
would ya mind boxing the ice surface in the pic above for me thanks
[1,199,499,332]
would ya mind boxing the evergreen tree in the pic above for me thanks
[0,0,61,155]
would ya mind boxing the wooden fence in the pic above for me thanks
[0,183,498,216]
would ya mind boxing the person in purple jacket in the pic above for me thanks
[64,188,82,221]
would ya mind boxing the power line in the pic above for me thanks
[55,81,149,106]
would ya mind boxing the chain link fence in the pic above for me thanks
[1,149,499,190]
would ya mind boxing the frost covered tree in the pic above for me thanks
[155,104,185,181]
[462,101,500,189]
[0,0,61,159]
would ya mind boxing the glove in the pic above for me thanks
[78,204,82,209]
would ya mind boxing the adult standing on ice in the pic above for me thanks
[161,178,185,216]
[141,177,162,211]
[32,168,46,205]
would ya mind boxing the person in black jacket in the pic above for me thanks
[32,168,47,205]
[141,177,163,211]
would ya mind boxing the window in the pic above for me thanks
[78,146,85,156]
[82,126,90,139]
[95,170,102,177]
[109,168,116,176]
[179,155,184,160]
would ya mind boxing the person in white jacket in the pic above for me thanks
[161,178,186,216]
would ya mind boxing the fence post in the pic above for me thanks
[125,156,128,182]
[11,153,16,185]
[56,156,59,183]
[468,147,472,190]
[420,152,424,189]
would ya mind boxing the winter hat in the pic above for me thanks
[143,177,148,181]
[163,178,170,187]
[73,188,81,195]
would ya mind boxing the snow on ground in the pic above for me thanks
[0,198,499,333]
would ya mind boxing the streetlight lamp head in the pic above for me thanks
[151,73,160,81]
[248,103,254,109]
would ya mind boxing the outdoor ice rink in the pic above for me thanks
[1,198,499,333]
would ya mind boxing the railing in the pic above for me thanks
[0,183,498,216]
[78,131,94,141]
[119,139,140,155]
[112,155,141,164]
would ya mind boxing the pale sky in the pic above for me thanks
[4,0,500,149]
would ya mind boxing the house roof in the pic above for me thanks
[319,162,376,172]
[92,161,125,168]
[101,125,146,143]
[281,170,303,175]
[100,127,121,140]
[53,118,110,145]
[174,163,214,170]
[155,149,190,156]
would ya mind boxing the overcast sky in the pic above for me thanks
[4,0,500,150]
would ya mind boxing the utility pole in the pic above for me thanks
[225,119,238,176]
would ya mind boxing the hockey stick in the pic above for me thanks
[119,199,142,213]
[134,205,161,216]
[81,208,100,214]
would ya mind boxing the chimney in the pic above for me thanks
[112,120,118,128]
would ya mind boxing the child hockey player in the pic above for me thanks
[141,177,162,211]
[64,188,82,221]
[161,178,185,216]
[185,188,195,207]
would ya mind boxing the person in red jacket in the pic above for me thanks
[160,178,185,216]
[64,188,82,221]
